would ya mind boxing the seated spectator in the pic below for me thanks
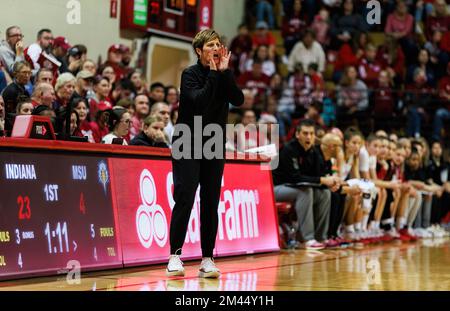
[130,115,169,148]
[358,43,383,89]
[31,104,57,131]
[268,72,284,100]
[149,82,165,106]
[89,76,112,120]
[244,44,276,77]
[407,48,437,86]
[253,0,276,29]
[90,106,111,144]
[103,44,126,81]
[31,83,55,107]
[52,36,71,74]
[1,61,31,113]
[432,62,450,141]
[376,34,406,86]
[102,107,131,145]
[150,102,171,142]
[425,0,450,41]
[385,0,417,64]
[111,78,136,105]
[129,70,148,96]
[303,100,325,129]
[120,44,133,77]
[372,70,397,130]
[72,97,95,143]
[35,68,54,85]
[229,24,253,76]
[336,65,369,117]
[405,67,435,138]
[237,60,271,105]
[24,29,57,77]
[53,72,76,110]
[272,119,341,250]
[81,59,97,76]
[101,65,117,86]
[330,0,368,49]
[287,63,313,115]
[281,0,308,55]
[236,109,258,151]
[15,96,33,115]
[56,107,83,139]
[311,8,331,48]
[73,70,95,101]
[424,30,449,79]
[333,32,368,82]
[308,63,326,100]
[288,30,326,74]
[130,94,150,140]
[0,26,25,75]
[251,21,276,60]
[164,85,179,110]
[66,45,87,75]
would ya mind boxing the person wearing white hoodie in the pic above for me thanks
[288,30,326,74]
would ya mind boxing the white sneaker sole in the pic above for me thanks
[198,270,220,278]
[166,269,185,277]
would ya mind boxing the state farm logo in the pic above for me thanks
[35,125,47,136]
[136,169,168,248]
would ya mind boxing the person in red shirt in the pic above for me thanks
[333,32,368,82]
[90,104,111,144]
[432,62,450,141]
[237,60,270,106]
[287,63,313,114]
[252,21,276,60]
[385,0,417,64]
[103,44,126,81]
[71,97,94,143]
[89,76,112,121]
[376,34,406,86]
[358,43,384,89]
[372,70,397,130]
[229,24,253,76]
[425,0,450,41]
[31,82,55,108]
[24,29,58,77]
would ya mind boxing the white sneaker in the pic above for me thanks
[198,258,220,278]
[166,255,185,277]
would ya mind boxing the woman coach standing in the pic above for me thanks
[167,29,244,278]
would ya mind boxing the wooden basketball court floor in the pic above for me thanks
[1,238,449,291]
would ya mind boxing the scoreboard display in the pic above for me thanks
[121,0,213,41]
[0,152,122,280]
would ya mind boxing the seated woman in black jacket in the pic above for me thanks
[130,115,169,148]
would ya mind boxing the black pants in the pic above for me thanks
[380,189,394,230]
[169,157,225,258]
[328,192,345,238]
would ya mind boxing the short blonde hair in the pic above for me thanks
[192,29,221,58]
[55,73,76,91]
[143,115,164,127]
[31,83,53,99]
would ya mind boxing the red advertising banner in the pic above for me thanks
[198,0,213,31]
[109,158,279,266]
